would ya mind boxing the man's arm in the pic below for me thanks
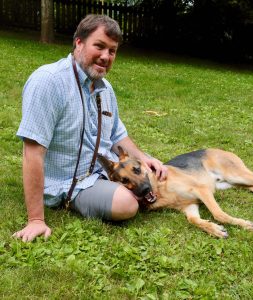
[112,136,167,180]
[12,139,51,242]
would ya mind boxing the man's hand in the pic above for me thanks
[143,157,168,181]
[12,220,52,242]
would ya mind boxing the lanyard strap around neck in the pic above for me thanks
[64,56,102,209]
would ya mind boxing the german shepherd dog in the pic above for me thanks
[98,147,253,238]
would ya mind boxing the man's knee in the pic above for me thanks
[111,185,139,221]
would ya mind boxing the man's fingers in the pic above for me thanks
[44,227,52,240]
[154,163,167,181]
[159,166,168,181]
[22,234,30,243]
[155,167,161,178]
[12,222,51,242]
[13,229,35,242]
[143,162,152,173]
[143,158,168,181]
[12,230,23,239]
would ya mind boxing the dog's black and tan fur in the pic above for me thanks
[98,147,253,238]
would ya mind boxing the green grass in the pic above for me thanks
[1,30,253,299]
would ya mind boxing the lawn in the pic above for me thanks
[0,30,253,299]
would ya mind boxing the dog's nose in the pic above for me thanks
[141,184,151,196]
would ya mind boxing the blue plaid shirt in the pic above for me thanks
[17,53,127,207]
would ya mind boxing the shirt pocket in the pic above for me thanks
[101,115,113,141]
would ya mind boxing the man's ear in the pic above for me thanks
[118,146,129,161]
[97,154,115,176]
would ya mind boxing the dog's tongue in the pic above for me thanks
[144,192,157,203]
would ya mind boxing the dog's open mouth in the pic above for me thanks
[144,191,157,203]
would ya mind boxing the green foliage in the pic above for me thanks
[138,0,253,62]
[1,31,253,299]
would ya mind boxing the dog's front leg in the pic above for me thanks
[194,187,253,231]
[182,204,228,238]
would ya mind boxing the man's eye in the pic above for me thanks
[109,49,116,56]
[95,44,103,49]
[121,177,129,184]
[133,167,141,175]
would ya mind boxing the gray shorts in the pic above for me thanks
[70,178,120,220]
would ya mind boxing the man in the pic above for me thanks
[13,14,167,242]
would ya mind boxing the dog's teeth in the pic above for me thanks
[148,193,157,203]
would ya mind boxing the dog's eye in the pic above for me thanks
[133,167,141,175]
[121,177,129,184]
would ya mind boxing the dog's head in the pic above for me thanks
[98,146,156,203]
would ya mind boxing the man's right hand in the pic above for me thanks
[12,220,52,242]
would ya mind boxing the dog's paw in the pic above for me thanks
[244,221,253,231]
[211,224,229,238]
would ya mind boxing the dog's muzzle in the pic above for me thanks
[134,174,157,204]
[136,182,157,203]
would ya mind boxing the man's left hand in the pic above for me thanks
[142,157,168,181]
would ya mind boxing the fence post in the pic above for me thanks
[41,0,54,43]
[0,0,3,26]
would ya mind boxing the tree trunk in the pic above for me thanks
[41,0,54,43]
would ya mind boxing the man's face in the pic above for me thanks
[74,26,118,80]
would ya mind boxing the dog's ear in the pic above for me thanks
[118,146,129,161]
[97,154,115,176]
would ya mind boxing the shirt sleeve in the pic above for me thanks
[17,70,63,148]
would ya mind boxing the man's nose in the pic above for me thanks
[100,49,110,61]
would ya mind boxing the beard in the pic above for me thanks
[84,64,107,80]
[76,55,108,80]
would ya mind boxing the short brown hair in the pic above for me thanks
[73,14,122,48]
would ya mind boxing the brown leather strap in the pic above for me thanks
[64,56,102,209]
[89,94,102,175]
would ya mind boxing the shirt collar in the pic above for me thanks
[67,53,106,93]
